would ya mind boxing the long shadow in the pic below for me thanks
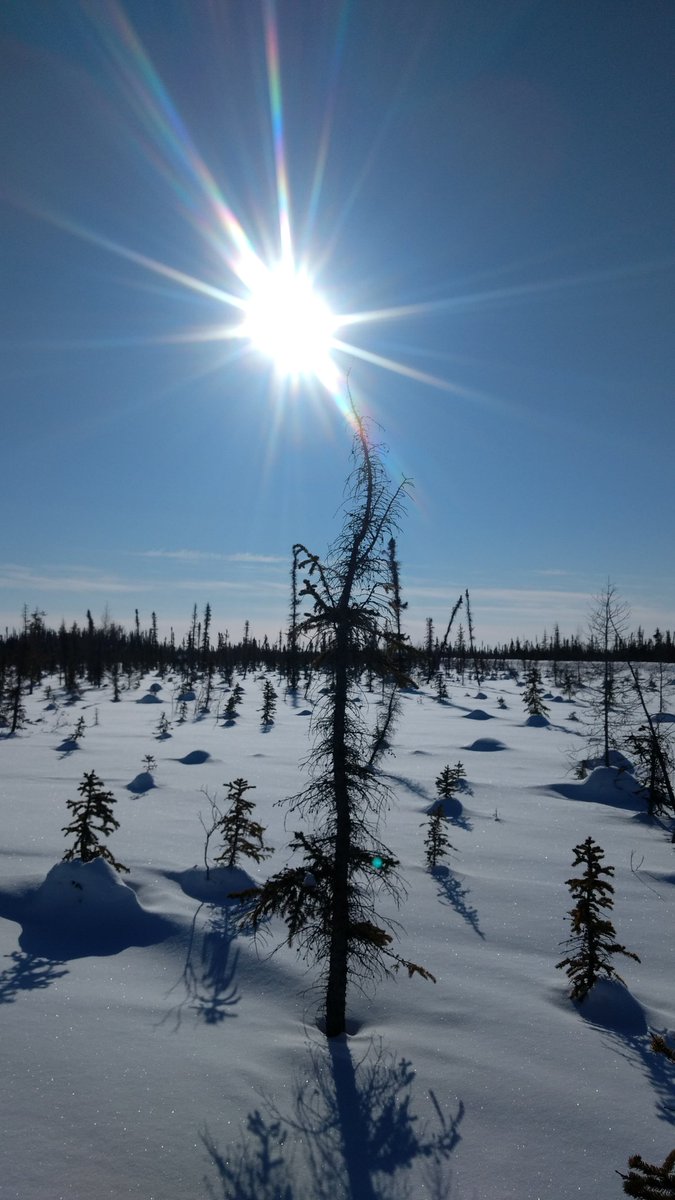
[202,1036,464,1199]
[55,738,80,758]
[0,878,175,960]
[381,772,432,803]
[579,982,675,1125]
[431,866,484,939]
[0,949,68,1004]
[162,902,240,1031]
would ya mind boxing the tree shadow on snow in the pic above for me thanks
[162,902,240,1031]
[0,949,68,1004]
[577,980,675,1125]
[431,866,484,939]
[54,738,80,758]
[381,772,432,803]
[202,1036,465,1200]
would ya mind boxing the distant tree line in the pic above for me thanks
[1,602,674,710]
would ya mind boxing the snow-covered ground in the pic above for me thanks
[1,667,673,1199]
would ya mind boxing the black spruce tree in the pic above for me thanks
[238,403,434,1037]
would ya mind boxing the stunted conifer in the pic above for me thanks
[522,665,549,717]
[214,778,272,870]
[62,770,128,873]
[435,763,466,799]
[259,679,277,726]
[556,837,639,1001]
[424,803,455,869]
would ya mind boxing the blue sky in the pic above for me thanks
[1,0,674,646]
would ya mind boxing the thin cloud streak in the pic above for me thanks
[0,564,287,596]
[136,549,286,564]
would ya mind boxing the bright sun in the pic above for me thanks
[241,263,337,380]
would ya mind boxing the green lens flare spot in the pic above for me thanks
[371,856,383,870]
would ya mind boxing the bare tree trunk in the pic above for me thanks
[325,622,351,1038]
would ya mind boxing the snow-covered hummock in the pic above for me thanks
[0,667,673,1200]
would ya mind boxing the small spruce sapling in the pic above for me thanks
[435,762,466,799]
[223,683,245,722]
[62,770,128,873]
[626,721,675,818]
[259,679,277,726]
[522,665,549,717]
[214,778,272,870]
[71,715,87,741]
[424,803,456,869]
[155,712,171,739]
[556,837,639,1001]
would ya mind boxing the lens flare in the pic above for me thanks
[241,263,337,380]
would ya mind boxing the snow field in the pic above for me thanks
[0,668,673,1199]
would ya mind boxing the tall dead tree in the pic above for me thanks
[239,402,433,1037]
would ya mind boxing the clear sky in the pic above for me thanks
[1,0,674,647]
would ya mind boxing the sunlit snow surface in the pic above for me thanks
[0,670,673,1199]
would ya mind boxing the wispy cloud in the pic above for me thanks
[136,549,287,564]
[0,564,144,594]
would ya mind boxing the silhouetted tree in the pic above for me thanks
[238,404,433,1037]
[588,581,629,765]
[424,803,455,868]
[556,837,639,1001]
[213,779,272,871]
[522,665,549,717]
[435,762,466,798]
[259,679,277,725]
[62,770,128,873]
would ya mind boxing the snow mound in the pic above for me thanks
[178,749,211,765]
[575,979,647,1036]
[137,693,163,704]
[652,711,675,723]
[31,859,140,920]
[177,689,196,701]
[585,748,634,772]
[170,866,258,905]
[524,713,550,727]
[551,766,642,809]
[464,709,492,721]
[474,690,488,700]
[2,859,174,957]
[463,737,507,752]
[297,709,312,716]
[127,771,155,794]
[55,738,79,753]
